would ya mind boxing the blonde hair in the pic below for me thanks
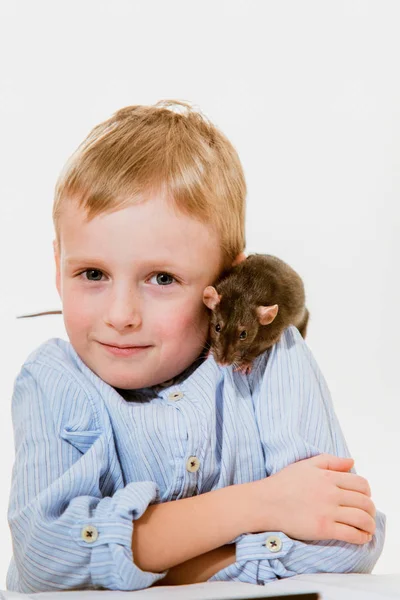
[53,100,247,270]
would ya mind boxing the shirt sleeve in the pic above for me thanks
[6,361,168,592]
[209,325,386,585]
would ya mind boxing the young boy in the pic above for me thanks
[7,100,385,592]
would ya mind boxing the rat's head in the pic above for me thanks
[52,100,247,389]
[203,284,279,367]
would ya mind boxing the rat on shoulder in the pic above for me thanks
[203,253,309,375]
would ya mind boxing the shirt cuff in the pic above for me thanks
[209,532,295,584]
[70,481,168,590]
[235,532,294,562]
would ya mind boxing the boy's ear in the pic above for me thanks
[53,240,61,297]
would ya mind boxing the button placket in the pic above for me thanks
[171,387,207,498]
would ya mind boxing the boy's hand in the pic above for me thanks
[251,453,376,545]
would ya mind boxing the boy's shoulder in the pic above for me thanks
[245,325,308,389]
[24,337,81,372]
[21,338,102,396]
[15,338,106,441]
[249,325,305,368]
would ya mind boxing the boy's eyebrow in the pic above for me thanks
[65,257,108,267]
[64,256,182,270]
[66,257,96,264]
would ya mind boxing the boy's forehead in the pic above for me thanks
[60,196,217,238]
[59,198,222,275]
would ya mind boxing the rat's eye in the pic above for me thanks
[215,323,221,333]
[239,330,247,340]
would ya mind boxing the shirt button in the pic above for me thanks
[265,535,282,552]
[186,456,200,472]
[168,391,184,401]
[81,525,98,543]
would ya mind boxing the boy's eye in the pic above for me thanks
[82,269,103,281]
[149,272,176,286]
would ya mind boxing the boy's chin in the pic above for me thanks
[100,369,161,390]
[97,364,177,391]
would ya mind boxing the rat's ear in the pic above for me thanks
[231,252,247,267]
[256,304,279,325]
[203,286,222,310]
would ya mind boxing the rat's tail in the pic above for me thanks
[16,311,63,318]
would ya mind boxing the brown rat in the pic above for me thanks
[203,253,309,374]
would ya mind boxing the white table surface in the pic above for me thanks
[1,573,400,600]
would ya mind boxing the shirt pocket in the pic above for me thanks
[61,425,102,454]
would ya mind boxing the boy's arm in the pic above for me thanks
[152,545,236,586]
[209,326,386,584]
[131,482,251,573]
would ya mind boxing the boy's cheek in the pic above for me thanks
[62,297,94,331]
[157,302,208,335]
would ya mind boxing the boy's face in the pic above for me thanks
[54,194,225,390]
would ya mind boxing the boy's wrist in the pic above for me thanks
[227,479,267,537]
[236,477,283,535]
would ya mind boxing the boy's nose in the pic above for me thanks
[105,307,142,331]
[104,290,143,331]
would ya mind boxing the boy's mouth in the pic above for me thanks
[102,342,150,349]
[99,342,152,357]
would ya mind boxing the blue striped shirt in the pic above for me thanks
[6,326,385,592]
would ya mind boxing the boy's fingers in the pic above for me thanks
[338,490,376,518]
[311,453,354,471]
[332,522,373,546]
[335,472,372,496]
[336,507,376,536]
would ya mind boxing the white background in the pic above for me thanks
[0,0,399,587]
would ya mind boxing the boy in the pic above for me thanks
[7,100,385,592]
